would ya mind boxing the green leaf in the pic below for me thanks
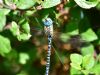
[96,2,100,10]
[21,20,30,34]
[0,8,10,15]
[97,54,100,62]
[81,44,94,56]
[74,0,98,9]
[19,53,30,64]
[6,49,18,60]
[70,7,84,20]
[12,0,18,3]
[82,54,95,70]
[66,21,79,36]
[10,21,20,36]
[25,10,36,16]
[22,22,30,34]
[16,0,36,9]
[17,71,28,75]
[70,67,82,75]
[4,0,18,5]
[70,53,82,65]
[17,33,31,41]
[0,13,6,31]
[91,64,100,74]
[60,33,70,42]
[4,0,12,5]
[41,0,61,8]
[81,28,98,42]
[81,70,89,75]
[70,63,82,70]
[95,29,100,45]
[0,35,11,56]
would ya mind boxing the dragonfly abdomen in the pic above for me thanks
[45,34,52,75]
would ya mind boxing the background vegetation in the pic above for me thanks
[0,0,100,75]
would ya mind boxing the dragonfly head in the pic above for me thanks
[42,18,53,26]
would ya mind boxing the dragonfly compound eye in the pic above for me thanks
[43,18,53,26]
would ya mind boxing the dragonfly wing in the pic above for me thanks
[31,27,44,36]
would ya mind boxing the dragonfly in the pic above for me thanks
[31,17,86,75]
[31,17,67,75]
[42,18,53,75]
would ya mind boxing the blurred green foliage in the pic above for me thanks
[0,0,100,75]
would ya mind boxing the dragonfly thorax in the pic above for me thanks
[44,25,53,37]
[43,18,53,37]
